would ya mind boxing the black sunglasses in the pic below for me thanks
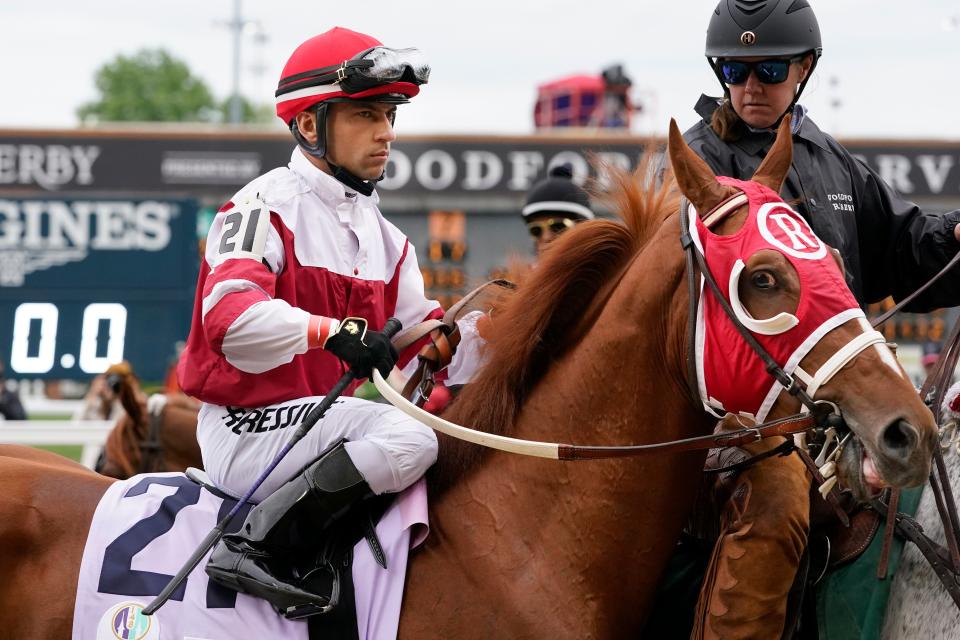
[527,217,576,239]
[718,56,803,85]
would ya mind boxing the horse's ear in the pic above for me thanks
[668,118,737,216]
[751,115,794,193]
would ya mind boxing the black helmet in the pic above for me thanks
[705,0,822,121]
[522,165,594,221]
[706,0,821,59]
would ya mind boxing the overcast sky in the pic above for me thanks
[3,0,958,140]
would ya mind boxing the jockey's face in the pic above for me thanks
[324,101,398,180]
[728,54,813,129]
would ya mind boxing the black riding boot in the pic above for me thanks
[205,441,374,618]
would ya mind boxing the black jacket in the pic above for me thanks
[683,95,960,311]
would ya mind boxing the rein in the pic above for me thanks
[374,368,815,459]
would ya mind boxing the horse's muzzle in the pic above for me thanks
[872,418,934,488]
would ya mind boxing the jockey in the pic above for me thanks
[521,164,594,257]
[669,1,960,637]
[176,27,475,617]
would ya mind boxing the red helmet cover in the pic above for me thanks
[275,27,420,123]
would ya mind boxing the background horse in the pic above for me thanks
[96,376,202,479]
[0,119,938,639]
[882,409,960,639]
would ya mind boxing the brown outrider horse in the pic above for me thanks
[0,120,938,639]
[96,385,202,479]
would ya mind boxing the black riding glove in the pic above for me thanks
[324,317,399,379]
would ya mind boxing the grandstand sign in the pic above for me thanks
[1,132,958,203]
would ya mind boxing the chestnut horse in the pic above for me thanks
[96,389,202,479]
[0,120,938,639]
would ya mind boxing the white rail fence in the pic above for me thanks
[0,420,114,468]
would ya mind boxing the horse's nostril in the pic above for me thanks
[881,419,918,454]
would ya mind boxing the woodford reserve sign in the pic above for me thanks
[1,129,959,211]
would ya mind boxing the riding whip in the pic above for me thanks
[143,317,402,616]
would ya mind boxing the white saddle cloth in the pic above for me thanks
[72,473,429,640]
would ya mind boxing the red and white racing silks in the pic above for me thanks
[178,148,467,408]
[690,177,889,422]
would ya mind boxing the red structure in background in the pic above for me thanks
[534,65,635,129]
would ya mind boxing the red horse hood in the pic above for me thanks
[692,177,863,422]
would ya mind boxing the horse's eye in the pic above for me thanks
[751,270,777,290]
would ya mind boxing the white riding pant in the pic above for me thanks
[197,395,438,503]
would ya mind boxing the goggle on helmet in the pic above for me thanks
[276,44,430,123]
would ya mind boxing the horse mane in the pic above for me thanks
[99,372,147,479]
[101,414,140,479]
[433,164,679,491]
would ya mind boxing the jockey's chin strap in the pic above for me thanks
[679,195,887,426]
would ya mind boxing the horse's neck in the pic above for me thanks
[162,405,202,471]
[402,217,713,638]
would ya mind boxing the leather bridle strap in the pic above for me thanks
[373,368,816,460]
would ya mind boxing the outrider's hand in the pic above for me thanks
[324,317,399,379]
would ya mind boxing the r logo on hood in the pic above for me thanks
[758,203,826,260]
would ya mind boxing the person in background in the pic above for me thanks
[0,360,26,421]
[72,361,142,421]
[522,164,595,257]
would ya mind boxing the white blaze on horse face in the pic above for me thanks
[757,203,827,260]
[858,317,906,379]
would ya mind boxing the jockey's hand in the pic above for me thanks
[324,317,398,379]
